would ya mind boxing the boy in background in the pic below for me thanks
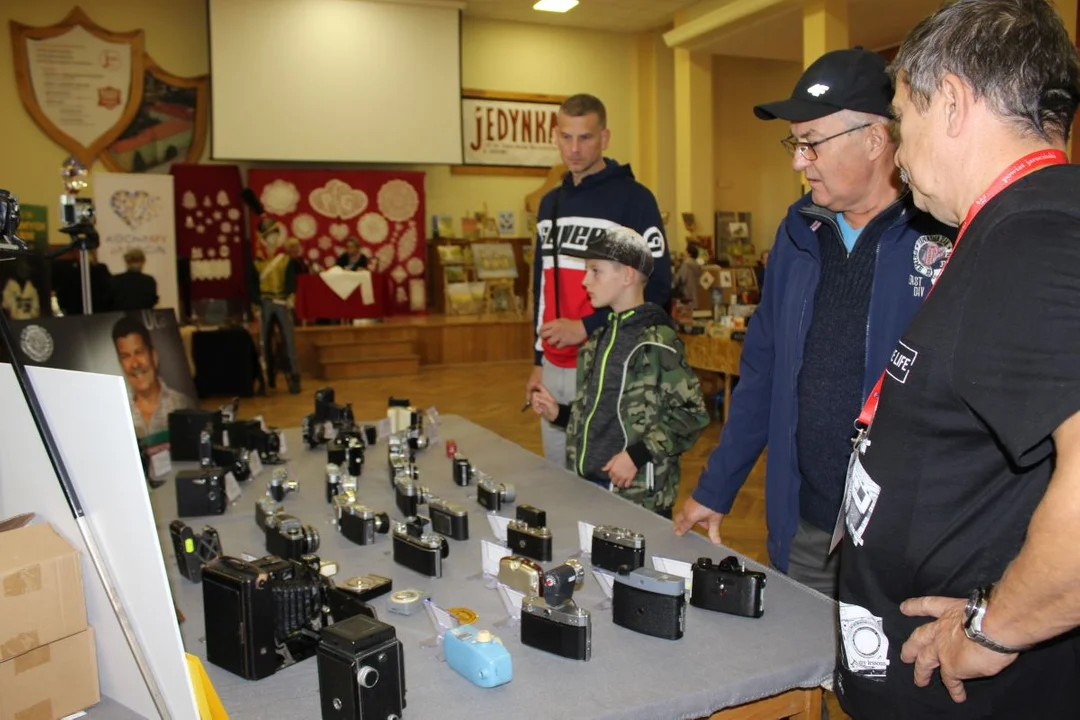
[531,226,709,517]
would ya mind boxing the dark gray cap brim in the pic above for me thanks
[753,98,844,122]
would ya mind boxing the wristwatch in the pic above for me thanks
[963,584,1030,654]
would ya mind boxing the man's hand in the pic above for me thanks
[603,451,637,487]
[529,384,559,423]
[525,365,545,403]
[540,319,587,348]
[900,596,1019,703]
[673,497,725,544]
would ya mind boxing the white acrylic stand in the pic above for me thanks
[0,364,199,719]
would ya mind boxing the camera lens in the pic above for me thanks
[499,483,516,503]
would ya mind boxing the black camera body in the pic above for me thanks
[334,495,391,546]
[591,525,646,573]
[224,419,283,465]
[451,456,474,487]
[516,504,547,529]
[340,574,393,603]
[303,388,356,449]
[202,554,376,680]
[394,478,431,519]
[428,498,469,541]
[690,556,767,619]
[612,567,686,640]
[175,468,228,517]
[327,435,365,478]
[210,444,251,482]
[168,409,223,462]
[520,596,591,661]
[264,514,321,560]
[169,520,222,582]
[317,613,406,720]
[541,559,585,607]
[476,478,516,512]
[506,519,552,562]
[268,469,299,502]
[391,521,449,578]
[255,496,284,530]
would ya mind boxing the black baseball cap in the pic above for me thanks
[572,226,654,277]
[753,47,893,122]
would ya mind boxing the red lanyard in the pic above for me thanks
[854,149,1068,431]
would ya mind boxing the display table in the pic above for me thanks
[295,273,386,323]
[152,416,834,720]
[680,333,743,423]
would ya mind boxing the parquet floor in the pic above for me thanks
[207,361,846,719]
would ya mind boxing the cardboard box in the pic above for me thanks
[0,628,100,720]
[0,517,87,661]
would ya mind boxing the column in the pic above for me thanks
[803,0,849,68]
[673,47,713,255]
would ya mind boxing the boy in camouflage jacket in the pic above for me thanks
[530,226,709,517]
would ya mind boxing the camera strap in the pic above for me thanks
[549,188,564,319]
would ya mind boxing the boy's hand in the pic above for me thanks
[673,498,725,544]
[530,385,559,423]
[603,452,637,487]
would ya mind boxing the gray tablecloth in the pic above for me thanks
[153,415,836,720]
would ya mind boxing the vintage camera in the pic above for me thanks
[516,505,547,529]
[224,418,283,465]
[317,613,406,720]
[202,554,377,680]
[690,556,767,619]
[264,513,321,560]
[339,574,393,603]
[169,521,222,583]
[334,494,391,546]
[541,559,585,607]
[327,435,365,478]
[168,409,223,462]
[612,567,686,640]
[428,498,469,541]
[387,434,415,484]
[476,478,516,512]
[498,556,544,596]
[268,468,299,502]
[210,445,252,483]
[451,455,475,487]
[0,189,26,252]
[506,520,552,562]
[444,625,513,688]
[390,459,419,489]
[591,525,646,573]
[389,397,429,451]
[520,596,591,661]
[303,387,355,449]
[394,478,432,519]
[219,397,240,424]
[175,468,228,517]
[325,463,357,503]
[387,589,430,616]
[391,520,449,578]
[255,496,284,530]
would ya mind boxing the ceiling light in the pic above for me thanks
[533,0,579,13]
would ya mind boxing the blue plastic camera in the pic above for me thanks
[443,624,513,688]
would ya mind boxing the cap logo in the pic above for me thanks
[807,84,830,97]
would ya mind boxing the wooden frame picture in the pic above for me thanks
[11,7,146,166]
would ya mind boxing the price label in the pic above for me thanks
[592,568,615,599]
[480,539,511,577]
[577,521,596,556]
[496,583,525,620]
[486,513,510,544]
[224,472,242,503]
[150,450,172,479]
[652,556,694,594]
[248,452,264,476]
[277,430,288,454]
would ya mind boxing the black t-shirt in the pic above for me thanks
[836,165,1080,719]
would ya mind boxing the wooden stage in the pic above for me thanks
[295,314,534,379]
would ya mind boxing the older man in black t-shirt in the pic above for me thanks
[835,2,1080,718]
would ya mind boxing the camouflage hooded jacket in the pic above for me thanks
[564,302,709,511]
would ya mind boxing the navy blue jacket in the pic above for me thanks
[692,191,954,572]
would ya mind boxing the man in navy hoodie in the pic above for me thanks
[673,48,953,598]
[525,93,671,468]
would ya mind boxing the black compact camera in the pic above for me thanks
[255,496,284,530]
[168,409,224,462]
[224,418,283,465]
[268,469,299,502]
[690,556,767,619]
[209,444,252,483]
[169,521,222,582]
[591,525,645,573]
[428,498,469,541]
[506,519,552,562]
[303,387,356,449]
[451,455,475,487]
[394,478,431,519]
[325,463,357,503]
[541,559,585,607]
[317,613,406,720]
[175,468,228,517]
[327,435,365,478]
[202,554,376,680]
[333,494,391,546]
[612,567,686,640]
[521,596,591,661]
[516,504,547,528]
[476,477,516,512]
[391,519,449,578]
[264,513,321,560]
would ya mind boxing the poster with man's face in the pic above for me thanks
[3,310,197,448]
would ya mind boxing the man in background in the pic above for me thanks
[110,248,158,311]
[675,47,952,598]
[112,315,194,440]
[525,93,671,467]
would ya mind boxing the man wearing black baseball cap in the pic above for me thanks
[676,47,954,599]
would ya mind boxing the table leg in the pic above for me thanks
[707,687,820,719]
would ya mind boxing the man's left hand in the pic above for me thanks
[603,451,637,487]
[540,319,586,348]
[900,596,1019,704]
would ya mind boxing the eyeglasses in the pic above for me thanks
[781,123,873,161]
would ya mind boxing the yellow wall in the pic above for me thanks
[712,55,803,254]
[0,4,641,244]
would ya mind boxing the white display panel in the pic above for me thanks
[209,0,464,164]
